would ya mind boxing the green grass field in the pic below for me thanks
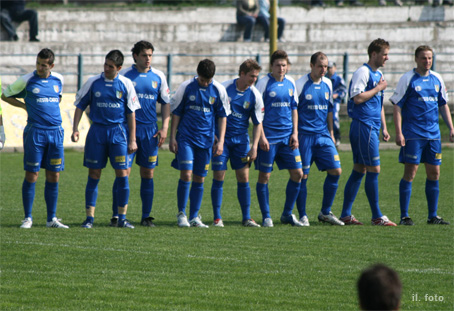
[1,148,453,310]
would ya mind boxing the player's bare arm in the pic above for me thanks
[289,109,299,150]
[71,107,84,142]
[154,103,170,147]
[381,105,390,142]
[247,123,262,162]
[327,111,335,143]
[213,117,227,156]
[169,114,180,154]
[439,104,454,142]
[126,112,137,154]
[353,77,387,105]
[1,94,27,110]
[393,104,405,146]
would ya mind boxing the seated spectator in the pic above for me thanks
[357,264,402,311]
[257,0,285,42]
[379,0,403,6]
[0,0,39,41]
[236,0,259,42]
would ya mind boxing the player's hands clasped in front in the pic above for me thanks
[71,131,79,143]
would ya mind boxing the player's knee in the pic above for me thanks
[290,169,304,182]
[25,171,39,183]
[180,170,192,182]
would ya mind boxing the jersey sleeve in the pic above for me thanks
[389,71,412,107]
[251,86,264,125]
[121,77,141,113]
[3,73,33,98]
[432,71,449,106]
[213,80,230,117]
[74,75,99,111]
[170,79,192,115]
[349,66,369,99]
[287,75,299,109]
[156,69,170,105]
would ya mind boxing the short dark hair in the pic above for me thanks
[197,59,216,79]
[105,50,124,67]
[358,264,402,311]
[37,48,55,65]
[310,51,327,65]
[131,40,155,62]
[270,49,291,66]
[367,38,390,58]
[415,45,433,58]
[239,59,262,76]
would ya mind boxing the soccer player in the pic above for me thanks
[211,59,264,228]
[390,45,454,225]
[71,50,140,229]
[326,61,347,146]
[295,52,343,226]
[1,48,68,228]
[111,40,171,227]
[340,38,396,226]
[170,59,230,228]
[255,49,304,227]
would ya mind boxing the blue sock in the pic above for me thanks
[22,179,36,219]
[341,170,364,218]
[112,178,118,217]
[238,182,251,221]
[296,178,308,218]
[189,181,204,220]
[426,179,439,219]
[365,172,382,219]
[211,179,223,220]
[282,179,301,217]
[141,178,154,219]
[85,176,99,208]
[399,179,412,218]
[116,176,129,219]
[177,179,191,214]
[256,182,270,220]
[44,181,59,222]
[321,174,340,215]
[86,216,94,223]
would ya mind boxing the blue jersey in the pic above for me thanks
[296,74,333,135]
[329,72,347,105]
[221,78,264,138]
[120,65,170,126]
[348,63,384,130]
[75,73,140,125]
[3,71,64,127]
[255,73,298,143]
[171,77,230,149]
[390,69,448,140]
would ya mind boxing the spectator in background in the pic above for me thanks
[236,0,259,42]
[257,0,285,42]
[358,264,402,310]
[335,0,364,6]
[326,61,347,146]
[0,0,39,41]
[379,0,403,6]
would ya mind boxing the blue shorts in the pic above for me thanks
[84,123,130,170]
[349,120,380,167]
[399,139,442,166]
[255,138,302,173]
[212,134,250,171]
[23,124,64,172]
[299,133,341,175]
[127,123,159,169]
[171,140,211,177]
